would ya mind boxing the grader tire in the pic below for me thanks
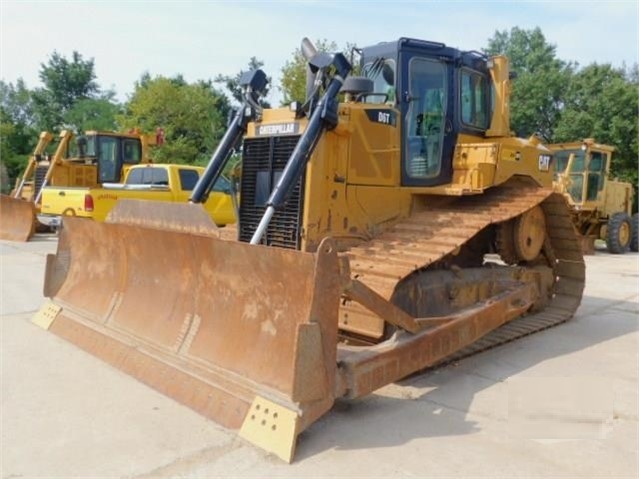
[630,213,639,252]
[606,212,631,254]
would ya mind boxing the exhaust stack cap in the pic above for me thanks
[301,37,318,61]
[239,69,268,95]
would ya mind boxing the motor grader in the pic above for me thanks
[550,139,637,254]
[0,128,160,241]
[37,38,585,462]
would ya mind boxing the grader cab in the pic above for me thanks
[551,139,637,254]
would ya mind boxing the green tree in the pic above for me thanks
[485,26,638,207]
[0,114,22,192]
[554,63,638,184]
[64,96,120,131]
[0,79,39,188]
[279,39,342,106]
[215,57,271,107]
[485,27,573,141]
[118,75,230,164]
[39,51,98,109]
[31,51,118,131]
[0,78,35,127]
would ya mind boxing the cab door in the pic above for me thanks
[584,150,607,203]
[399,53,456,186]
[97,136,120,183]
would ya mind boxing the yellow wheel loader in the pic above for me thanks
[0,129,159,241]
[550,139,637,254]
[37,38,585,462]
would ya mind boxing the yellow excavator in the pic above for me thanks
[36,38,585,462]
[0,129,159,241]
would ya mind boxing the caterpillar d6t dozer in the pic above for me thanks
[0,129,159,241]
[37,38,585,462]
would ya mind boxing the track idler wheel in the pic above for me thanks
[513,205,546,261]
[497,206,546,264]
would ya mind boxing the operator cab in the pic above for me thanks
[361,38,492,187]
[76,133,143,183]
[553,144,610,204]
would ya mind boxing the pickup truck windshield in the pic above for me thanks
[126,168,169,185]
[126,167,232,192]
[180,169,231,192]
[212,175,231,192]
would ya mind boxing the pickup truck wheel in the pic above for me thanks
[606,212,631,254]
[631,213,639,252]
[62,207,76,216]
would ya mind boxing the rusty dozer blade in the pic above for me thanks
[38,214,342,462]
[36,193,584,462]
[0,194,36,241]
[104,198,222,235]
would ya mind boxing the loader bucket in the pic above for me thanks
[36,212,342,462]
[0,194,35,241]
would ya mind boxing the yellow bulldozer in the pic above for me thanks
[36,38,585,462]
[550,139,638,254]
[0,128,160,241]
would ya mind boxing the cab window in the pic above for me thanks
[571,151,586,172]
[98,136,119,183]
[212,175,231,192]
[85,136,97,157]
[460,70,488,129]
[554,150,576,175]
[569,173,584,202]
[179,169,200,191]
[362,59,396,104]
[589,151,606,172]
[122,139,142,164]
[586,151,607,201]
[564,150,586,203]
[405,58,446,180]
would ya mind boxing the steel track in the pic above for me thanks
[339,185,585,360]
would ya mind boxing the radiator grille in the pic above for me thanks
[34,165,48,197]
[239,135,304,250]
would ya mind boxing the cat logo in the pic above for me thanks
[256,123,300,136]
[538,154,552,172]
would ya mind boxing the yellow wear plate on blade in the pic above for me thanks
[0,194,36,241]
[32,301,62,330]
[240,396,300,463]
[41,216,342,459]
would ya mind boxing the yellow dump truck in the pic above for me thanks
[39,163,236,227]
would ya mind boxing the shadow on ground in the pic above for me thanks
[295,292,638,460]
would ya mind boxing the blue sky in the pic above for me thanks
[1,1,637,106]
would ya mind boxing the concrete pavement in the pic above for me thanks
[1,235,637,478]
